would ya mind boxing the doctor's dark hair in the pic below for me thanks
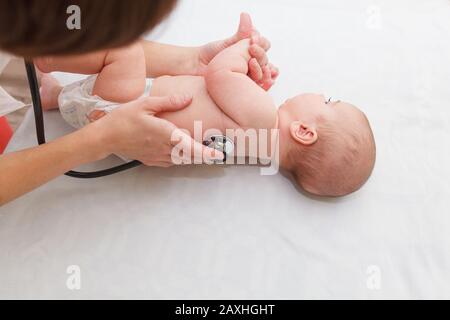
[0,0,178,57]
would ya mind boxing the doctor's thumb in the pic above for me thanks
[141,94,193,115]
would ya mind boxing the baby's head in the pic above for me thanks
[278,93,376,197]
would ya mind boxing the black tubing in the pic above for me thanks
[24,61,142,179]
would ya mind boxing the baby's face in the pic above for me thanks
[280,93,355,124]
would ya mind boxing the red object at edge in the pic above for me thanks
[0,116,13,154]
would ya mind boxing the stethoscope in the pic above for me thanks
[24,61,142,178]
[24,61,233,178]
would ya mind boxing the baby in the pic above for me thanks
[37,26,375,197]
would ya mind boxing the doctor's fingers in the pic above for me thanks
[142,161,173,168]
[137,95,193,115]
[170,129,224,164]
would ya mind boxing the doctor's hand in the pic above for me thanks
[92,95,223,167]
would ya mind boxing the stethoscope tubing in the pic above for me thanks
[24,61,142,179]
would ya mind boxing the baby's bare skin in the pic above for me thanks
[145,39,375,196]
[39,24,375,197]
[149,75,241,138]
[149,39,279,161]
[39,39,279,157]
[39,42,278,160]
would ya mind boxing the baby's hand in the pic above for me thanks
[248,34,279,91]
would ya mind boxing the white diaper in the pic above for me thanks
[58,75,153,129]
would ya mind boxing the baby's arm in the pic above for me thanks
[205,39,277,129]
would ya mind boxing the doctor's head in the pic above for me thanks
[0,0,178,58]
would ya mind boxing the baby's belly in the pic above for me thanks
[149,75,240,142]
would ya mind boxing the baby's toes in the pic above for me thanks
[269,63,279,80]
[248,58,263,83]
[249,44,268,67]
[261,65,274,91]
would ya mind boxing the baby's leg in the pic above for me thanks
[205,40,276,128]
[93,43,146,103]
[39,75,109,123]
[39,74,63,110]
[35,43,146,103]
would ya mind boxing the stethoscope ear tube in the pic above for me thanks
[25,61,46,145]
[24,61,142,178]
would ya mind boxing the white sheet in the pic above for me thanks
[0,53,26,117]
[1,0,450,299]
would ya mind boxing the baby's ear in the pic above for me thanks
[290,121,318,145]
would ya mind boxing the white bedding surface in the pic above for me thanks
[1,0,450,299]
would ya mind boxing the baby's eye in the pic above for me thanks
[325,97,332,104]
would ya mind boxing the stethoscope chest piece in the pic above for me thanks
[202,135,234,163]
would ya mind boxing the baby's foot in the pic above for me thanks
[39,73,62,110]
[248,38,279,91]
